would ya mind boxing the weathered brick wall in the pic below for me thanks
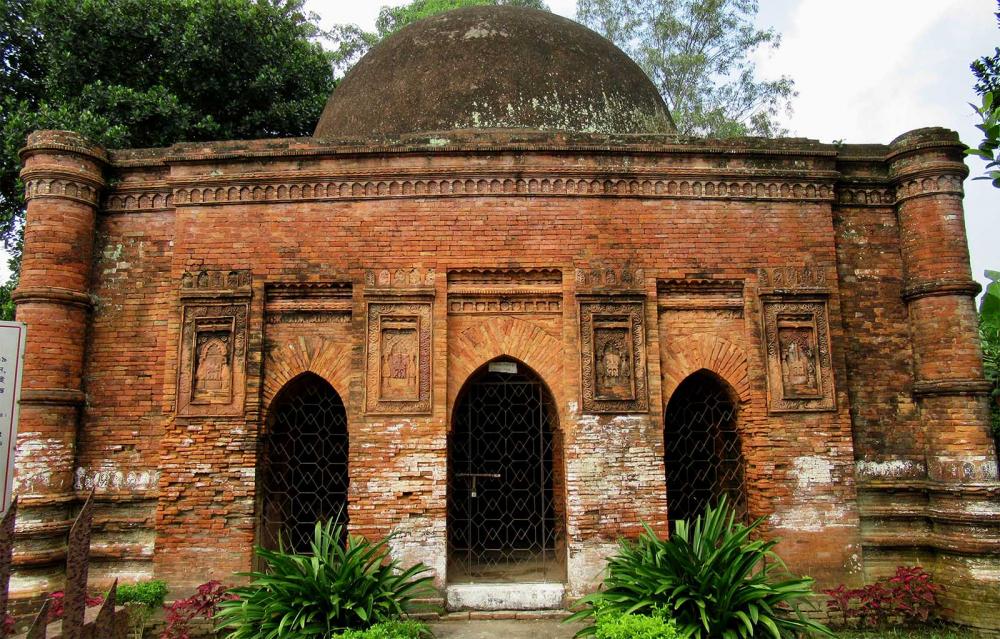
[12,130,998,630]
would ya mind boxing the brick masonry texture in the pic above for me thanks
[10,126,1000,632]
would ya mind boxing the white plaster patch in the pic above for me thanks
[446,582,564,610]
[567,542,618,598]
[75,466,160,492]
[389,516,447,589]
[963,500,1000,516]
[855,459,923,480]
[793,456,833,491]
[769,504,851,533]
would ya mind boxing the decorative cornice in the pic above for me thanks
[20,388,86,406]
[103,189,173,212]
[894,172,965,204]
[265,281,353,319]
[109,171,839,209]
[447,268,562,287]
[12,286,92,309]
[22,175,102,207]
[179,269,252,300]
[364,268,435,294]
[835,184,894,207]
[901,279,982,302]
[912,378,993,397]
[19,131,108,164]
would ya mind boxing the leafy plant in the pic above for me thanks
[45,590,105,622]
[333,619,432,638]
[968,91,1000,187]
[114,579,168,639]
[576,0,796,137]
[823,566,946,629]
[567,497,832,638]
[981,270,1000,451]
[592,606,680,639]
[162,580,235,639]
[215,518,435,639]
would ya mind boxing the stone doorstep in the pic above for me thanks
[445,583,565,612]
[441,610,572,621]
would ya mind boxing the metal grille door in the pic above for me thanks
[448,363,562,583]
[258,374,349,553]
[664,370,746,526]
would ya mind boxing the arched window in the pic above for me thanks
[258,373,348,553]
[663,370,746,527]
[448,358,565,583]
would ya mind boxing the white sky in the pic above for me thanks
[303,0,998,295]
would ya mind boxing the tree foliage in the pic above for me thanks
[972,0,1000,95]
[576,0,795,138]
[328,0,548,79]
[969,1,1000,187]
[981,271,1000,451]
[0,0,336,317]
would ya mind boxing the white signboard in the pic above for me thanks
[0,322,25,513]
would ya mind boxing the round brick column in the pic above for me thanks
[11,131,105,597]
[889,127,999,631]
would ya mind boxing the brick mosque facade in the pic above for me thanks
[9,7,1000,633]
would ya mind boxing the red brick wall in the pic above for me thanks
[12,131,998,630]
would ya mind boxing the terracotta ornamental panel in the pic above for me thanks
[177,270,252,417]
[577,267,648,414]
[758,267,835,413]
[364,269,434,415]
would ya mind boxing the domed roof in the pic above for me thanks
[313,6,675,140]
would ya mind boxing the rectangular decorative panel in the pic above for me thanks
[177,269,251,417]
[761,299,835,413]
[579,298,648,413]
[365,302,432,414]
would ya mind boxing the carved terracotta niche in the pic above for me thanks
[363,268,434,415]
[759,269,835,413]
[578,297,649,413]
[177,269,251,417]
[365,303,432,414]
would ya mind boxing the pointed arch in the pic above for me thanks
[258,372,349,553]
[661,334,750,405]
[664,370,746,526]
[447,355,566,582]
[262,336,352,415]
[449,316,565,409]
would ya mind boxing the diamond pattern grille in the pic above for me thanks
[448,364,561,582]
[259,374,349,554]
[664,370,746,527]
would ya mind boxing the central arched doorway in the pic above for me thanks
[664,370,746,527]
[448,358,565,583]
[258,373,349,554]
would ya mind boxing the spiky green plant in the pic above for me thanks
[215,519,434,639]
[566,497,833,638]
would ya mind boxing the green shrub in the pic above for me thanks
[215,519,434,639]
[333,619,431,638]
[593,607,680,639]
[114,579,169,608]
[567,497,833,639]
[111,579,168,639]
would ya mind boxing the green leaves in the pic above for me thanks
[566,497,833,639]
[968,90,1000,188]
[215,518,435,639]
[0,0,337,299]
[576,0,796,137]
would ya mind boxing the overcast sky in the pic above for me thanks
[304,0,999,295]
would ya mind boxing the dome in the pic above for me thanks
[313,6,675,140]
